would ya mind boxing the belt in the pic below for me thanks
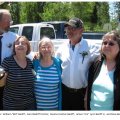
[62,84,86,93]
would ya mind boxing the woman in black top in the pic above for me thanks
[1,36,36,110]
[85,30,120,110]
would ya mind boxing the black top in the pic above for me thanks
[87,56,120,110]
[0,36,3,64]
[1,55,35,110]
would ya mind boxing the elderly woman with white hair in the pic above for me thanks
[33,36,62,110]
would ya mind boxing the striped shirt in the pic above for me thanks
[1,56,35,110]
[34,63,60,110]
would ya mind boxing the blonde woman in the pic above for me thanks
[33,37,62,110]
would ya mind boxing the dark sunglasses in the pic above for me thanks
[102,41,116,46]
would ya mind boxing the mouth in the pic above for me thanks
[17,47,24,50]
[103,49,111,54]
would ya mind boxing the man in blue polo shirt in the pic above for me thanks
[0,9,18,110]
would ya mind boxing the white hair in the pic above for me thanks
[38,36,55,59]
[0,9,11,21]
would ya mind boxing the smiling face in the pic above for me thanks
[101,34,120,60]
[39,37,54,59]
[15,38,28,55]
[0,11,12,33]
[64,26,83,45]
[13,36,31,55]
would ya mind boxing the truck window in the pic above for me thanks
[40,27,55,39]
[9,27,19,34]
[43,22,67,39]
[82,33,105,40]
[51,24,61,38]
[22,26,33,41]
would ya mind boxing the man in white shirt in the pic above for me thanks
[0,9,18,110]
[56,17,100,110]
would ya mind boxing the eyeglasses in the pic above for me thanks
[7,20,13,25]
[102,41,116,46]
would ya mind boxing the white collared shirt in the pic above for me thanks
[1,31,18,63]
[55,38,100,89]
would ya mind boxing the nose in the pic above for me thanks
[45,47,49,50]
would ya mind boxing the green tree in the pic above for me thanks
[9,2,20,24]
[70,2,95,31]
[114,2,120,22]
[42,2,72,21]
[42,2,109,31]
[97,2,110,25]
[20,2,45,23]
[0,2,10,9]
[71,2,94,21]
[0,2,110,32]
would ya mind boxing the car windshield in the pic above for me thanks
[9,27,19,34]
[40,27,55,39]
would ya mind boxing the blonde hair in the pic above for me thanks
[38,36,55,59]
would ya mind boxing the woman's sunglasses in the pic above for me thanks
[102,41,116,46]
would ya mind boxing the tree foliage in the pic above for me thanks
[114,2,120,21]
[41,2,72,21]
[0,2,110,31]
[9,2,20,24]
[19,2,45,23]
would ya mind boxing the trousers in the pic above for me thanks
[0,87,4,110]
[62,84,86,110]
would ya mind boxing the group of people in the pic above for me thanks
[0,9,120,111]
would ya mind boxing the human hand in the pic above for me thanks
[0,66,5,80]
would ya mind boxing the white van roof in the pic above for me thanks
[11,23,54,28]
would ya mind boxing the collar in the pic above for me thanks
[69,37,83,45]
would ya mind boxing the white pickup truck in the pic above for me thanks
[10,23,104,55]
[10,23,68,54]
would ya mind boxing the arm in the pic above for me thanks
[89,42,100,62]
[0,57,10,87]
[0,73,8,87]
[84,87,88,110]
